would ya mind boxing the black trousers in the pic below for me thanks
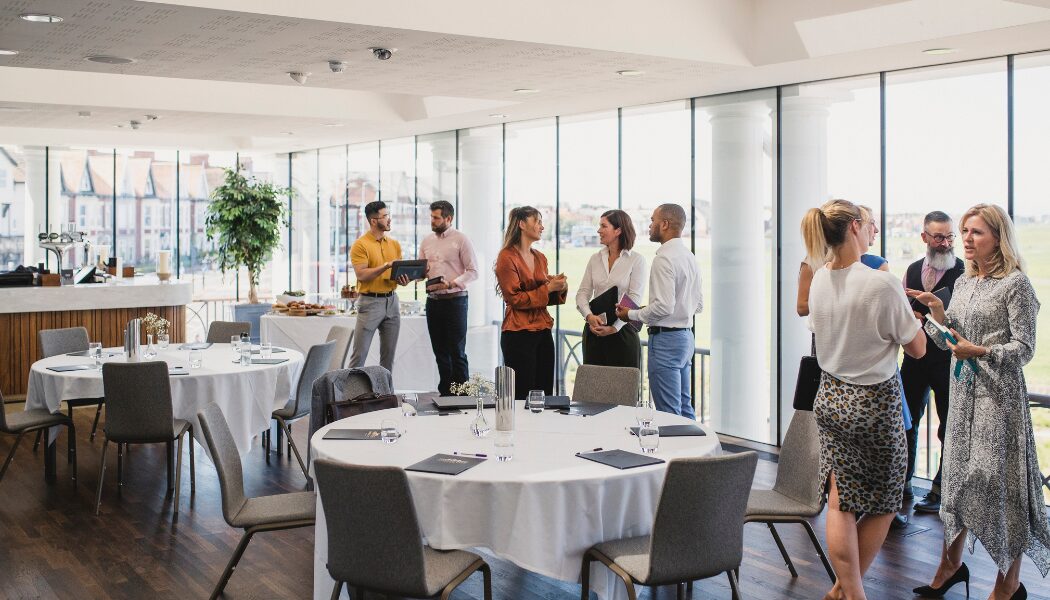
[582,325,641,369]
[500,329,555,399]
[425,296,469,396]
[902,353,952,490]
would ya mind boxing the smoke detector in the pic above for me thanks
[288,71,310,84]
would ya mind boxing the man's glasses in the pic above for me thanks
[924,231,955,243]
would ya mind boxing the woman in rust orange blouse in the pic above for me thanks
[495,206,568,399]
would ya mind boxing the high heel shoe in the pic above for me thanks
[913,563,969,598]
[1010,582,1027,600]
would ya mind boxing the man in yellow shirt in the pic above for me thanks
[349,200,411,373]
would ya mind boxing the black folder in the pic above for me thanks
[629,424,707,437]
[251,358,289,365]
[47,364,95,373]
[322,428,382,440]
[433,396,496,409]
[390,259,428,281]
[535,395,570,409]
[249,346,286,354]
[559,402,616,417]
[588,285,619,327]
[66,350,121,357]
[168,367,189,376]
[406,453,485,476]
[575,449,664,470]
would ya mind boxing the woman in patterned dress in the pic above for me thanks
[803,199,927,600]
[909,204,1050,600]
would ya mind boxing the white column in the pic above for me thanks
[457,129,503,377]
[707,102,772,442]
[779,94,832,435]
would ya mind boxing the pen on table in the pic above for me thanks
[575,447,603,456]
[453,451,488,458]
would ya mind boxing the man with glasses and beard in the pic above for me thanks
[901,211,965,514]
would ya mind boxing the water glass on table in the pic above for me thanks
[189,349,203,369]
[230,335,242,359]
[635,398,656,428]
[89,342,103,370]
[527,390,545,414]
[239,344,252,366]
[259,342,273,359]
[637,423,660,454]
[401,393,418,418]
[157,333,169,350]
[380,419,402,444]
[494,431,514,462]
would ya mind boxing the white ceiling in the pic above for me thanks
[0,0,1049,151]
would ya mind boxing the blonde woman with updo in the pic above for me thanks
[802,199,927,600]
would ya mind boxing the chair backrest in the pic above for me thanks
[101,361,175,442]
[647,452,758,583]
[0,389,11,433]
[206,321,251,344]
[38,326,90,358]
[314,459,429,595]
[197,403,247,525]
[289,340,337,418]
[773,409,823,511]
[571,364,640,406]
[325,326,354,372]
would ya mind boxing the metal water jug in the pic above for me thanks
[124,318,142,361]
[495,366,515,432]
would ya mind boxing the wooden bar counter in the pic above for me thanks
[0,276,192,397]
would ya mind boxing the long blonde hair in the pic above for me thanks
[501,205,540,251]
[801,199,861,267]
[960,203,1024,277]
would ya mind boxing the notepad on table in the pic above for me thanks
[405,453,485,476]
[559,402,615,417]
[47,364,96,373]
[322,428,382,440]
[628,424,707,437]
[251,358,289,365]
[575,449,664,470]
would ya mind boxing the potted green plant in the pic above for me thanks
[206,168,290,338]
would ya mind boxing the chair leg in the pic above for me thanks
[0,432,26,483]
[727,570,742,600]
[94,439,109,515]
[189,427,196,493]
[117,443,124,488]
[328,580,343,600]
[209,528,257,600]
[286,422,292,457]
[801,519,837,583]
[67,423,77,482]
[67,404,76,464]
[173,433,184,517]
[677,582,686,600]
[90,401,103,441]
[166,440,174,492]
[581,551,593,600]
[275,422,283,458]
[33,429,42,452]
[264,427,271,464]
[482,561,492,600]
[588,550,637,600]
[280,418,309,479]
[766,523,798,577]
[440,558,487,600]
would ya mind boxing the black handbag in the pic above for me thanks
[793,355,823,411]
[325,391,399,424]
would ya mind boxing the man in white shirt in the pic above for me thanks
[617,204,703,418]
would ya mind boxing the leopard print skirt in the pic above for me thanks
[814,372,907,515]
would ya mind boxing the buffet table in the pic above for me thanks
[310,404,721,600]
[260,313,439,392]
[0,276,192,396]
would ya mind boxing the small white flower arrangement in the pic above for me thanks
[449,373,495,397]
[143,312,170,337]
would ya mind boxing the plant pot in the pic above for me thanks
[232,302,272,343]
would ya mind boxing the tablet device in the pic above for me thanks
[390,259,427,281]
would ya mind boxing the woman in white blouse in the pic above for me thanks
[575,209,647,368]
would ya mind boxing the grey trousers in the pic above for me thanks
[349,295,401,374]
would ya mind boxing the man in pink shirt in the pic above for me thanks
[418,201,479,395]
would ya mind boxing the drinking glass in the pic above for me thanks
[401,393,418,418]
[230,335,242,359]
[89,342,103,370]
[494,431,514,462]
[260,341,273,359]
[527,390,545,414]
[637,423,660,454]
[157,333,169,350]
[189,349,203,369]
[239,345,252,366]
[635,397,656,427]
[380,419,402,444]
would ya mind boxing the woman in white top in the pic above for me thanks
[803,199,927,600]
[575,209,647,368]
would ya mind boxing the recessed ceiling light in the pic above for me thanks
[513,88,539,94]
[922,48,958,55]
[0,49,20,56]
[85,55,136,65]
[280,131,294,136]
[20,13,63,23]
[489,113,507,119]
[144,114,158,121]
[321,123,344,127]
[0,106,31,113]
[78,111,91,118]
[617,70,644,77]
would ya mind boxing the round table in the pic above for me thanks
[26,343,304,456]
[310,404,721,600]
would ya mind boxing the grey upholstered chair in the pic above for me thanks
[95,362,195,519]
[206,321,251,344]
[314,459,492,600]
[266,340,336,478]
[745,409,835,582]
[36,326,105,452]
[197,403,315,600]
[1,390,76,485]
[325,325,354,372]
[571,364,641,406]
[581,452,758,600]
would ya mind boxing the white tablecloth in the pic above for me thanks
[260,314,438,392]
[26,344,304,456]
[310,405,721,600]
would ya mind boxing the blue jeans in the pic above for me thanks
[647,329,696,420]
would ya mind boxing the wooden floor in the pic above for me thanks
[2,404,1049,600]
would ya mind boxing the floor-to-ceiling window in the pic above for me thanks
[319,145,347,296]
[291,150,319,295]
[0,145,28,271]
[416,131,458,300]
[116,149,176,273]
